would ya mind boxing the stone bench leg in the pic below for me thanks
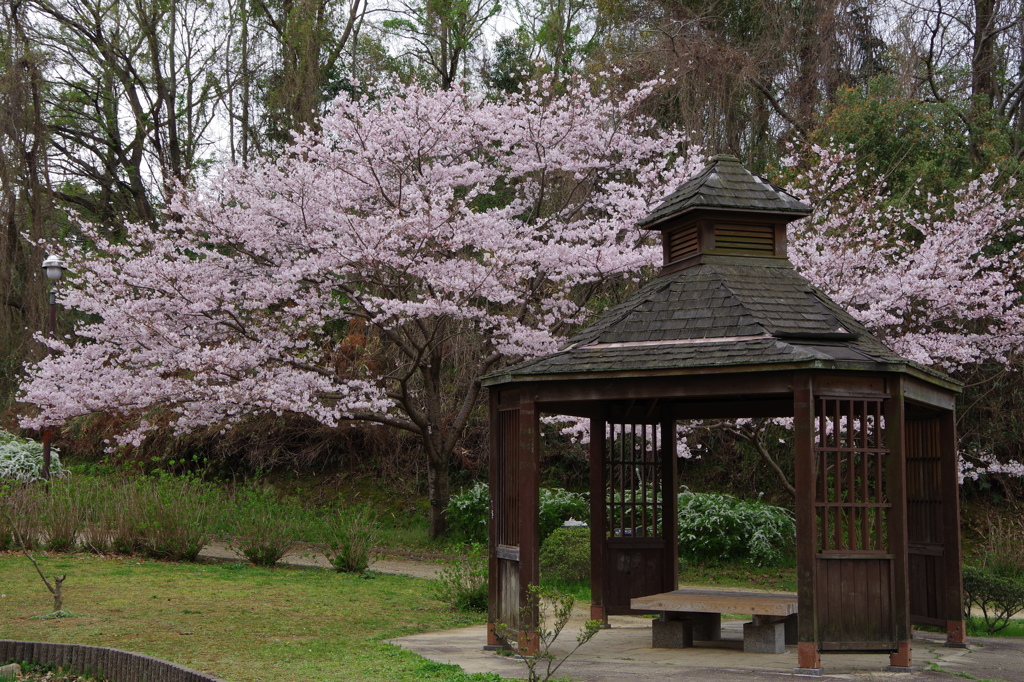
[743,620,786,654]
[653,615,693,648]
[784,614,798,645]
[680,611,721,641]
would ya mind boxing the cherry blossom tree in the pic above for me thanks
[785,143,1024,483]
[19,79,700,537]
[786,144,1024,372]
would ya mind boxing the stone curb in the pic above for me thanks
[0,640,226,682]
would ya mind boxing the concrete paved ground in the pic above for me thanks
[390,614,1024,681]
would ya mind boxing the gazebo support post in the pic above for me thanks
[886,378,913,670]
[660,414,679,592]
[793,374,821,672]
[517,398,541,655]
[589,417,608,624]
[487,391,501,648]
[941,410,966,647]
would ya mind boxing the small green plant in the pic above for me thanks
[963,564,1024,634]
[319,503,380,573]
[40,480,85,552]
[79,478,117,553]
[446,482,588,544]
[539,526,589,583]
[136,477,215,561]
[433,543,488,612]
[107,481,146,555]
[227,485,296,567]
[495,584,601,682]
[676,491,794,566]
[0,429,68,483]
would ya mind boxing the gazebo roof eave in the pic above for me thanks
[482,357,962,394]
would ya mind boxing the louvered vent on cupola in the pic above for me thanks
[639,155,813,272]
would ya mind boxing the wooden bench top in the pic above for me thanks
[630,586,798,617]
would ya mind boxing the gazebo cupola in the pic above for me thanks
[640,154,812,273]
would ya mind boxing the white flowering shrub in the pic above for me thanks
[0,429,68,483]
[677,491,794,566]
[446,482,588,544]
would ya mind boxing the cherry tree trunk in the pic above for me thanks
[426,453,451,540]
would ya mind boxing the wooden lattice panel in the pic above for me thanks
[815,398,889,553]
[605,423,663,539]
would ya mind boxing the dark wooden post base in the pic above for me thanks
[946,620,967,647]
[486,623,501,647]
[518,631,539,655]
[796,641,820,671]
[888,640,912,669]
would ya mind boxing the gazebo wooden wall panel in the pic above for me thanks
[906,412,966,643]
[487,390,540,645]
[907,416,945,626]
[590,418,677,617]
[812,395,901,651]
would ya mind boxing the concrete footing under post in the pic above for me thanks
[743,621,786,654]
[652,619,693,648]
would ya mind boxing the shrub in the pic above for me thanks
[975,516,1024,580]
[136,477,215,561]
[39,480,85,552]
[538,488,588,542]
[319,503,380,573]
[963,565,1024,634]
[0,484,41,549]
[227,485,297,567]
[0,430,67,483]
[446,483,588,545]
[446,482,490,543]
[539,526,590,583]
[676,491,794,566]
[108,481,147,555]
[78,478,118,553]
[434,543,488,612]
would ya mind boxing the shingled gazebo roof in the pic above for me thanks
[483,158,957,391]
[485,258,955,384]
[638,154,812,230]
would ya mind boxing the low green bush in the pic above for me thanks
[227,486,297,567]
[39,480,85,552]
[136,477,216,561]
[963,565,1024,634]
[539,526,590,583]
[676,491,794,566]
[434,543,488,612]
[319,503,380,573]
[446,482,588,545]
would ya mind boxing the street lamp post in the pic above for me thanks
[40,254,66,482]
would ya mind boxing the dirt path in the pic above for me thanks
[198,540,447,579]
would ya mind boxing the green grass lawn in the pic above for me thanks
[0,553,495,682]
[679,560,797,593]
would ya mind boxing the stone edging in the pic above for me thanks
[0,640,226,681]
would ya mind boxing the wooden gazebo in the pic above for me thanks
[482,155,965,673]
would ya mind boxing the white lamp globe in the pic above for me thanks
[42,255,66,281]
